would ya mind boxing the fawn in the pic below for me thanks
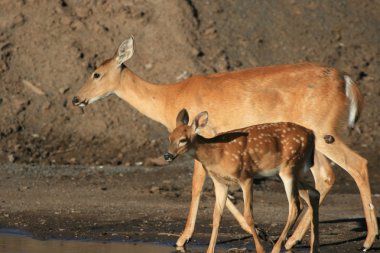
[164,109,320,253]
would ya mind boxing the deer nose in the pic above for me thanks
[164,152,175,162]
[72,96,80,105]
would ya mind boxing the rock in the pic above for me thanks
[204,25,218,39]
[60,16,72,25]
[75,7,91,18]
[149,186,160,194]
[42,101,51,110]
[191,47,201,56]
[7,154,15,163]
[176,71,192,81]
[214,53,229,72]
[0,59,8,73]
[59,87,70,94]
[144,63,153,70]
[144,156,168,166]
[22,80,46,96]
[149,139,157,147]
[71,20,85,31]
[12,97,29,114]
[0,14,25,31]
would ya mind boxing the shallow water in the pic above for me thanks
[0,231,338,253]
[0,229,229,253]
[0,234,174,253]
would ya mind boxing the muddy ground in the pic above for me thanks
[0,162,379,252]
[0,0,379,252]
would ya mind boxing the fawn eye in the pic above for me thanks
[93,72,101,79]
[179,139,187,145]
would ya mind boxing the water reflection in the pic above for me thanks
[0,233,177,253]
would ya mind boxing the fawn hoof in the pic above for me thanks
[256,226,270,241]
[175,245,186,253]
[359,246,369,252]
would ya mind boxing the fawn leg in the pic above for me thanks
[207,178,228,253]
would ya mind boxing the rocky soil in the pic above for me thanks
[0,0,379,169]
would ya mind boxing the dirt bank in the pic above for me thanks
[0,0,379,169]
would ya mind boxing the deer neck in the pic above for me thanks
[114,69,174,128]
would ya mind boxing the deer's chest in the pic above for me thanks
[205,165,240,186]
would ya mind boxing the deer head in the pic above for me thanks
[164,109,208,162]
[72,37,135,107]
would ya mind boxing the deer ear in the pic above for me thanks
[193,111,208,133]
[176,108,189,127]
[116,36,134,66]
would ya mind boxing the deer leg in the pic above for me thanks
[177,160,251,247]
[226,199,257,234]
[176,160,206,247]
[286,151,335,249]
[316,136,378,250]
[240,178,266,253]
[207,178,228,253]
[273,171,301,253]
[297,181,320,253]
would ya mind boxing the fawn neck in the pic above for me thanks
[192,135,221,167]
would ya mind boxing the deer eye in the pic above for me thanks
[93,72,101,79]
[179,139,187,145]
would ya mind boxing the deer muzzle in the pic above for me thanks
[72,96,88,107]
[163,152,176,162]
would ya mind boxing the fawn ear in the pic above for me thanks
[193,111,208,133]
[116,36,134,66]
[176,108,189,127]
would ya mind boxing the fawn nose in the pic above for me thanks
[164,152,175,162]
[72,96,80,105]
